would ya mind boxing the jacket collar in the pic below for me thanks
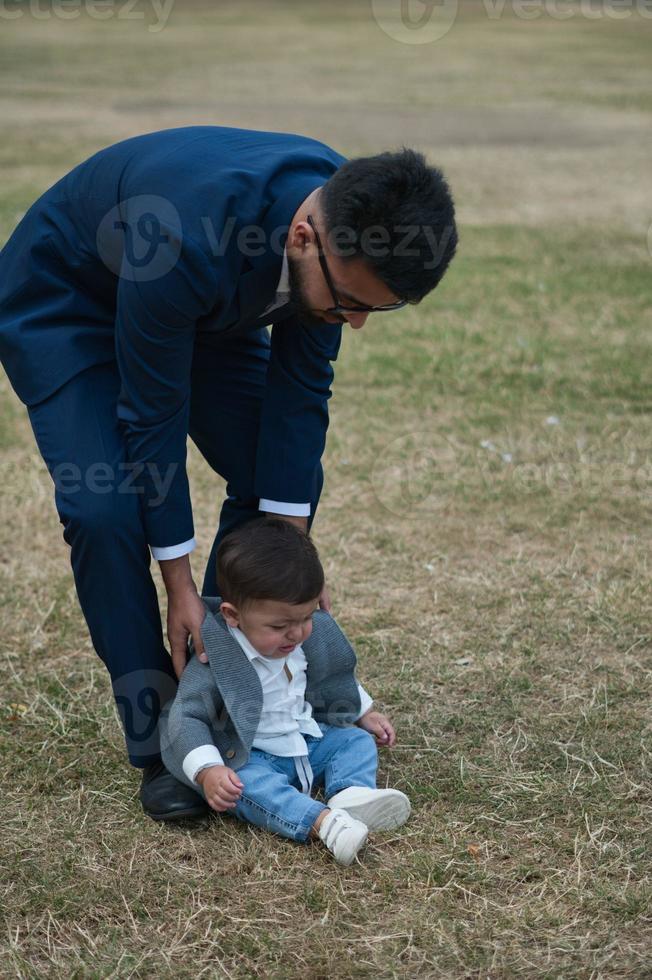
[197,596,262,749]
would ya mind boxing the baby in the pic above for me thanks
[159,518,410,866]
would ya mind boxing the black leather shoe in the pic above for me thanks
[139,760,210,821]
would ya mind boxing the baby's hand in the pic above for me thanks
[356,709,396,747]
[196,765,244,812]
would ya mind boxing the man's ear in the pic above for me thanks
[219,601,239,628]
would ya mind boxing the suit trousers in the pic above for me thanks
[24,328,324,768]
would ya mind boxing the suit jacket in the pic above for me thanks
[159,596,363,792]
[0,126,347,549]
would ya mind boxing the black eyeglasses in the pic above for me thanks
[306,214,408,315]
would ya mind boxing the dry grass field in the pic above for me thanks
[0,1,651,976]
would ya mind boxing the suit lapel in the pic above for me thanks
[235,263,282,326]
[198,597,263,749]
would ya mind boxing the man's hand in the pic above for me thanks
[356,709,396,747]
[318,581,332,614]
[196,765,244,812]
[166,584,208,680]
[159,554,208,679]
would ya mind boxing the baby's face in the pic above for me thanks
[221,596,319,658]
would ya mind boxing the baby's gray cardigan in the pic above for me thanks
[159,596,364,794]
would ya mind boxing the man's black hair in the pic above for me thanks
[320,146,457,304]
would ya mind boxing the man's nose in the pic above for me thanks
[347,312,369,330]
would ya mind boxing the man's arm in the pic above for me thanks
[254,314,341,613]
[113,231,219,665]
[114,235,217,555]
[253,313,342,516]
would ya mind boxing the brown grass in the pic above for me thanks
[1,2,651,977]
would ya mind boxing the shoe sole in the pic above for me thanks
[144,804,210,822]
[329,789,411,831]
[337,827,369,866]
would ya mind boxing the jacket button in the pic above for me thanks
[226,749,236,759]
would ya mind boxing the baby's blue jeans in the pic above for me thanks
[230,722,378,842]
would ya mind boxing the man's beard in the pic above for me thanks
[286,253,338,328]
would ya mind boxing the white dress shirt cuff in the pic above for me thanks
[151,537,196,561]
[259,499,311,518]
[355,683,374,721]
[182,744,225,785]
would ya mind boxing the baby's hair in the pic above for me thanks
[216,517,324,609]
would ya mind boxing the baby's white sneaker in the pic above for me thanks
[326,787,411,831]
[318,807,368,866]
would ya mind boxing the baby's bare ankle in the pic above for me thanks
[309,807,330,840]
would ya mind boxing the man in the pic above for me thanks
[0,126,457,821]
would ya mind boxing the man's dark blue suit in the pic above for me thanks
[0,126,347,765]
